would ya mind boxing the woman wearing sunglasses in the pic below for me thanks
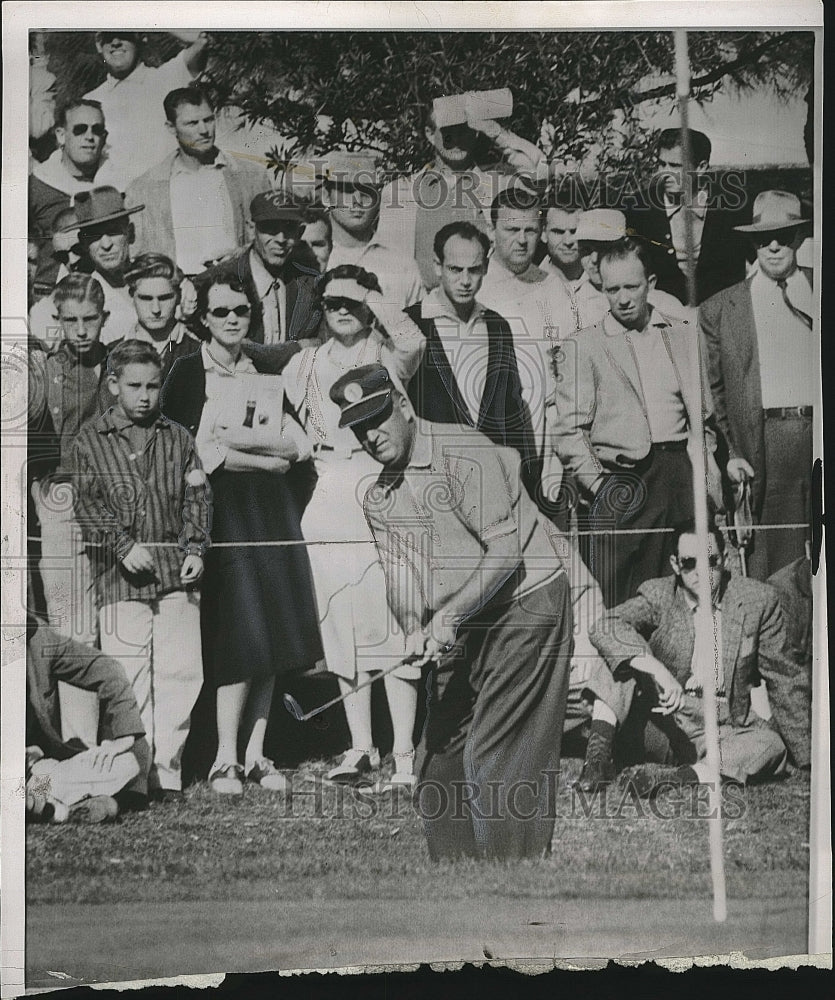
[161,276,322,796]
[281,264,426,792]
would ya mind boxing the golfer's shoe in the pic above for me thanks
[246,758,290,793]
[209,762,245,796]
[325,747,380,785]
[68,795,119,824]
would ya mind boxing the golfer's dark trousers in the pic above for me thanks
[415,571,573,861]
[583,443,694,608]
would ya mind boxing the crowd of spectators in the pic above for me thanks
[25,33,814,860]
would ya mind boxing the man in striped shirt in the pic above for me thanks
[70,340,211,803]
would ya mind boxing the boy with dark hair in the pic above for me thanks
[117,252,201,379]
[70,339,211,802]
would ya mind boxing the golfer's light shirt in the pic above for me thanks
[249,249,287,344]
[169,151,237,276]
[364,420,565,628]
[420,287,490,423]
[84,51,193,187]
[749,268,815,409]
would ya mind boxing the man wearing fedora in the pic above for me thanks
[127,87,270,275]
[84,31,209,188]
[319,149,424,310]
[29,186,144,351]
[330,362,574,862]
[700,190,816,580]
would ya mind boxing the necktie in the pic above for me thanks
[269,278,285,343]
[777,278,813,330]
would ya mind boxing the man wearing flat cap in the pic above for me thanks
[194,191,322,360]
[319,150,425,309]
[29,185,144,350]
[331,363,574,862]
[127,86,270,275]
[700,190,816,579]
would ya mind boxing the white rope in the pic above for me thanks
[24,521,810,549]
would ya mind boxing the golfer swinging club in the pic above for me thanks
[329,363,574,862]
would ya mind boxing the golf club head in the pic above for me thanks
[283,692,306,721]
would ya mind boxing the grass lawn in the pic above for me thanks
[26,757,811,906]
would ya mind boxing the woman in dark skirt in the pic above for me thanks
[161,276,321,795]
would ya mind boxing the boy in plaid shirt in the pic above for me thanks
[71,340,211,802]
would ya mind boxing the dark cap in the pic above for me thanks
[330,363,394,429]
[250,191,306,225]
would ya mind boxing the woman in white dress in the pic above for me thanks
[282,265,426,791]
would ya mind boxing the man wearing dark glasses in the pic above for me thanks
[29,100,122,290]
[700,190,815,580]
[590,518,809,796]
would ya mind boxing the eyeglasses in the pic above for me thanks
[677,554,723,572]
[207,305,251,318]
[322,296,364,312]
[71,123,106,137]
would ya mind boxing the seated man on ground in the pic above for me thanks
[25,613,150,824]
[589,520,808,797]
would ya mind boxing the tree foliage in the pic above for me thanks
[43,29,814,176]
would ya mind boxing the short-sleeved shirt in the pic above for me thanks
[363,419,565,628]
[84,51,194,187]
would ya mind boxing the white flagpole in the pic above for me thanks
[673,28,727,924]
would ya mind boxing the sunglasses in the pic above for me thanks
[256,222,303,237]
[676,554,723,572]
[71,123,107,137]
[207,305,251,318]
[752,229,798,248]
[322,296,365,312]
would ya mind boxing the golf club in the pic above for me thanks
[283,655,422,722]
